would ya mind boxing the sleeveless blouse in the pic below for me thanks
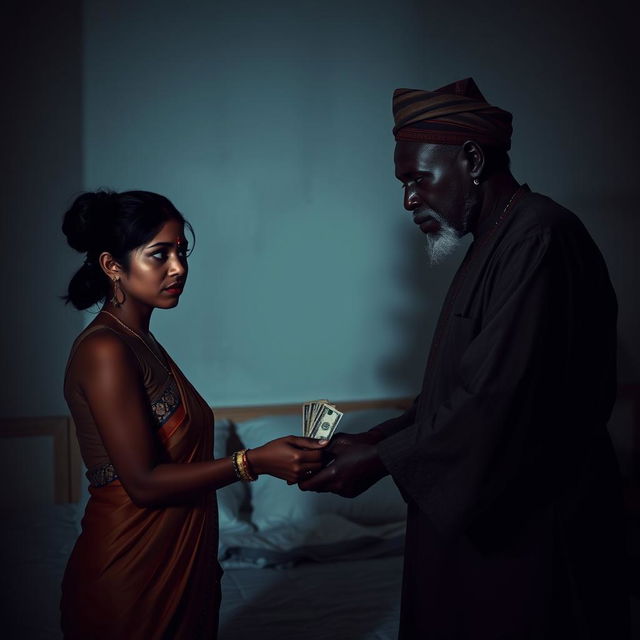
[64,323,181,485]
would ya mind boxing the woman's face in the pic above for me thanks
[118,218,188,310]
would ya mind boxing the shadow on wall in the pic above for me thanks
[378,219,471,393]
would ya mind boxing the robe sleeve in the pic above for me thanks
[367,397,419,440]
[377,227,567,537]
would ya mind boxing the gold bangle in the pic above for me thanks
[231,450,243,481]
[236,450,250,482]
[238,449,253,482]
[240,449,257,482]
[231,449,257,482]
[232,450,248,481]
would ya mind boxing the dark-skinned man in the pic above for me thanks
[299,78,629,639]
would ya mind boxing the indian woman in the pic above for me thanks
[59,190,327,639]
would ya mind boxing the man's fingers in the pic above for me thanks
[326,434,354,450]
[298,467,334,492]
[287,436,329,449]
[297,449,326,463]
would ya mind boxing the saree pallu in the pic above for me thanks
[61,359,220,639]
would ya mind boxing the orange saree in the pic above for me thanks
[61,355,220,639]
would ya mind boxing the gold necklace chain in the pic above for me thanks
[492,186,521,227]
[99,310,172,375]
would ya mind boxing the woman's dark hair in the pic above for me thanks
[62,190,194,310]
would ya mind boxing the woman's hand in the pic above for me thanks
[246,436,328,483]
[298,433,388,497]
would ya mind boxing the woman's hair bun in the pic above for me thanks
[62,190,117,253]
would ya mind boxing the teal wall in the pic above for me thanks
[2,0,637,416]
[82,0,448,406]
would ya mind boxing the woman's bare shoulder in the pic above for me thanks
[68,326,139,378]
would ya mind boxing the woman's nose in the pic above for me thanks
[168,254,187,276]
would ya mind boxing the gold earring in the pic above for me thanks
[111,277,126,307]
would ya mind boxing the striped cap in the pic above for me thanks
[392,78,512,150]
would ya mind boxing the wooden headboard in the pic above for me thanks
[0,416,75,506]
[214,397,413,423]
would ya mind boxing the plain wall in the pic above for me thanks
[1,0,637,417]
[82,0,446,406]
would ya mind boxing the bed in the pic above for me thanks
[3,391,639,639]
[0,399,411,640]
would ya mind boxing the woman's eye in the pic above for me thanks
[151,251,167,261]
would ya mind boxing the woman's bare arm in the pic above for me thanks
[73,330,325,508]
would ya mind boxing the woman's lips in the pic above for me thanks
[164,287,183,296]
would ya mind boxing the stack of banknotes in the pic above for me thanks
[302,400,343,440]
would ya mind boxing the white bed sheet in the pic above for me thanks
[220,556,403,640]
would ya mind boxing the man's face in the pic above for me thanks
[394,141,472,263]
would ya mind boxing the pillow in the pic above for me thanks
[214,419,254,537]
[235,408,407,530]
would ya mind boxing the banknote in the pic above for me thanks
[302,400,343,440]
[310,399,330,434]
[303,399,330,437]
[303,401,312,436]
[309,404,343,440]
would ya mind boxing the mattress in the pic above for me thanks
[220,556,402,640]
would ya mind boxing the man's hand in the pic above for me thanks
[297,431,388,497]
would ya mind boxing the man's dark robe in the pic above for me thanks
[376,186,629,639]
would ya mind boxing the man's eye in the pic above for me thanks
[401,177,424,188]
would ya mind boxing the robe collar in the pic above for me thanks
[474,183,531,239]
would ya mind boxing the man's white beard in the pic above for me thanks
[425,214,462,265]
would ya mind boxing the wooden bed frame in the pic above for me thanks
[0,397,412,505]
[0,416,73,505]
